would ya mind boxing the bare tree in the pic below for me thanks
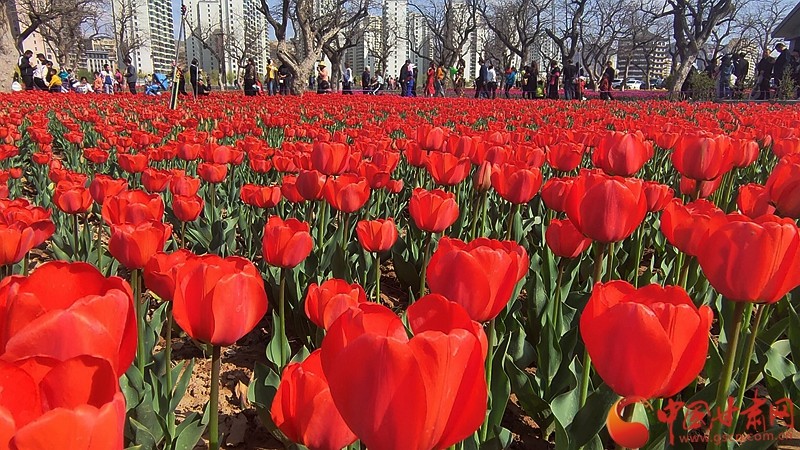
[578,0,630,87]
[370,18,398,76]
[10,0,102,55]
[544,0,588,66]
[476,0,549,65]
[111,0,147,68]
[323,19,364,91]
[730,0,790,53]
[663,0,736,97]
[186,12,226,87]
[408,0,479,69]
[1,0,21,89]
[224,14,267,85]
[259,0,372,95]
[38,3,102,67]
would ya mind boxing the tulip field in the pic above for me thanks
[1,92,800,450]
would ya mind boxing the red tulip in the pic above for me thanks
[320,296,486,450]
[697,214,800,303]
[546,218,593,259]
[417,125,447,151]
[0,261,136,375]
[580,281,712,398]
[736,184,776,219]
[311,142,350,175]
[304,278,368,330]
[271,350,357,450]
[490,164,543,204]
[0,356,126,450]
[102,189,164,226]
[141,168,172,193]
[642,181,674,212]
[240,184,282,209]
[546,142,584,172]
[296,170,327,201]
[592,132,654,177]
[540,177,574,213]
[172,254,268,345]
[678,175,723,199]
[172,195,204,222]
[118,152,148,173]
[198,162,228,184]
[281,175,305,203]
[772,137,800,158]
[729,139,759,168]
[0,204,55,266]
[355,219,398,253]
[672,134,733,181]
[53,180,93,214]
[565,170,647,243]
[108,220,172,269]
[425,152,471,186]
[322,174,370,213]
[765,155,800,219]
[408,188,459,233]
[262,216,313,268]
[170,175,201,196]
[472,161,492,192]
[89,175,128,205]
[660,199,726,257]
[426,237,528,322]
[143,249,194,301]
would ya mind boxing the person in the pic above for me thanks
[425,62,436,97]
[114,68,124,93]
[176,67,189,95]
[773,42,789,87]
[317,62,330,94]
[74,76,93,94]
[717,54,734,99]
[58,66,69,91]
[600,61,615,100]
[504,66,517,99]
[435,62,445,97]
[33,54,48,90]
[196,77,212,96]
[404,64,415,97]
[525,62,539,99]
[342,62,353,94]
[733,52,749,98]
[412,65,419,96]
[361,65,370,95]
[125,57,138,94]
[11,73,22,92]
[547,60,560,99]
[399,60,411,96]
[278,63,291,95]
[18,50,33,90]
[369,71,384,94]
[189,58,199,97]
[475,59,488,98]
[46,64,61,93]
[93,72,103,93]
[792,50,800,98]
[563,59,578,100]
[265,58,278,95]
[752,51,773,100]
[243,58,257,96]
[454,65,465,97]
[486,63,497,99]
[101,64,114,94]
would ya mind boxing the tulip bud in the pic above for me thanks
[473,161,492,193]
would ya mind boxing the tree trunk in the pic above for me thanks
[669,56,696,99]
[0,1,20,91]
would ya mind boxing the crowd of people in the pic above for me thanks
[16,50,141,94]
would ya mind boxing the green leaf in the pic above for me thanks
[172,405,210,450]
[266,310,291,369]
[567,384,618,448]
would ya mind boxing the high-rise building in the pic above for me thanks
[382,0,408,78]
[80,37,117,74]
[616,32,671,83]
[406,11,431,77]
[111,0,176,75]
[344,15,382,80]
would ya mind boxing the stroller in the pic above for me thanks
[145,73,170,95]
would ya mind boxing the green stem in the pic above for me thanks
[180,222,186,249]
[133,269,146,373]
[468,191,480,240]
[209,184,216,224]
[418,233,433,299]
[72,214,79,260]
[22,253,28,276]
[707,301,747,450]
[165,304,176,445]
[316,201,327,247]
[375,254,381,304]
[480,191,489,237]
[551,261,564,336]
[209,345,221,450]
[593,243,607,285]
[479,318,497,443]
[633,227,644,287]
[678,255,693,290]
[278,268,287,370]
[582,243,607,407]
[505,204,519,241]
[96,222,102,269]
[605,241,615,282]
[729,304,767,435]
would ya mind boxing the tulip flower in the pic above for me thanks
[425,151,471,186]
[408,188,459,234]
[262,216,314,269]
[580,281,712,398]
[546,218,592,259]
[0,202,55,268]
[320,296,487,450]
[565,169,647,243]
[322,174,370,213]
[240,184,282,209]
[0,356,126,450]
[546,142,584,172]
[660,199,726,257]
[311,142,350,175]
[736,184,775,219]
[172,254,268,450]
[592,131,654,177]
[271,350,357,450]
[0,261,136,376]
[672,134,733,181]
[89,175,128,205]
[642,181,674,212]
[118,152,148,173]
[426,237,528,322]
[173,194,204,223]
[53,180,92,215]
[170,175,201,196]
[141,168,172,193]
[678,175,723,199]
[198,162,228,184]
[102,189,164,226]
[143,249,194,302]
[355,218,398,300]
[304,278,368,330]
[490,163,543,205]
[296,170,327,201]
[108,220,172,270]
[540,177,573,213]
[765,154,800,219]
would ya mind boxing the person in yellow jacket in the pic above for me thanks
[265,58,278,95]
[46,62,62,93]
